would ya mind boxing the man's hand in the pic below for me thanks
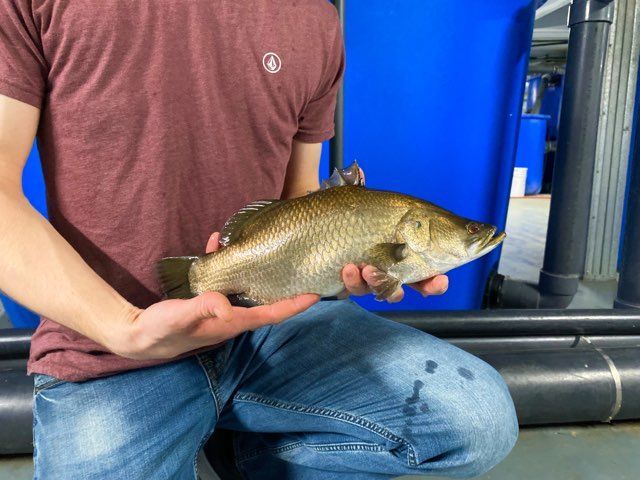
[114,232,319,360]
[342,264,449,304]
[118,290,318,360]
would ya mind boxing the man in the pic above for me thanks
[0,1,517,478]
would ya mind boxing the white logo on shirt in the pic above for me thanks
[262,52,282,74]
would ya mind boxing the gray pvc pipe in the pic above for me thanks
[539,0,614,301]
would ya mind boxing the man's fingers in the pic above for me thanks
[361,265,381,286]
[205,232,221,254]
[409,275,449,296]
[342,264,370,296]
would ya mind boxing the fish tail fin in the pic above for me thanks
[156,256,199,299]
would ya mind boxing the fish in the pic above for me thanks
[157,162,506,305]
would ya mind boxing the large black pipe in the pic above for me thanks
[380,309,640,337]
[477,347,640,425]
[449,335,640,353]
[330,0,345,172]
[489,0,615,309]
[615,71,640,309]
[0,359,33,455]
[0,328,32,359]
[1,325,640,453]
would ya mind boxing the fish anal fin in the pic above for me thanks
[220,200,282,247]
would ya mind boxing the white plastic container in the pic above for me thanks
[510,167,528,197]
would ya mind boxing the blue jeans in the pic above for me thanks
[33,300,518,479]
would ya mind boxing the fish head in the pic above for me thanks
[397,206,506,272]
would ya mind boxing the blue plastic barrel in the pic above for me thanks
[540,76,564,141]
[324,0,537,311]
[525,75,543,113]
[0,143,46,328]
[515,114,550,195]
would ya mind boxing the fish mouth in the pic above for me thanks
[472,229,507,255]
[483,231,506,249]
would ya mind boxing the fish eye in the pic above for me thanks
[467,223,480,234]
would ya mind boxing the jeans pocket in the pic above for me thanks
[33,374,65,395]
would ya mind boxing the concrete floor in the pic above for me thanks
[0,196,635,479]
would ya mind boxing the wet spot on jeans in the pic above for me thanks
[402,404,417,416]
[425,360,438,374]
[405,379,425,404]
[457,367,475,381]
[420,402,429,413]
[402,427,416,444]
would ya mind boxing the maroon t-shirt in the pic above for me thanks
[0,1,344,382]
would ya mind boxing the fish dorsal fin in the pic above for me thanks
[320,161,364,190]
[220,199,281,247]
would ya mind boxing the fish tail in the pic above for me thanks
[156,256,199,299]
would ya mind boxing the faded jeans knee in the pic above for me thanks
[410,359,519,478]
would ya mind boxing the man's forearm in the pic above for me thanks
[280,140,322,199]
[0,184,136,349]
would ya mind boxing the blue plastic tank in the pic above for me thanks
[1,143,46,328]
[328,0,537,311]
[525,75,543,112]
[515,114,550,195]
[540,76,564,141]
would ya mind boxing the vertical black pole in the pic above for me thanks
[538,0,614,306]
[615,83,640,309]
[330,0,345,173]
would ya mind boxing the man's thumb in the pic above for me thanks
[186,292,234,323]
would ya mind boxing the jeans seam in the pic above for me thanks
[238,440,389,464]
[33,379,64,395]
[192,422,217,480]
[237,441,302,464]
[32,396,39,480]
[193,356,222,480]
[233,392,415,463]
[196,355,222,421]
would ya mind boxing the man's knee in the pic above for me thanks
[431,362,518,477]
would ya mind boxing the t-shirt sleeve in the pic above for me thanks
[294,15,345,144]
[0,1,47,108]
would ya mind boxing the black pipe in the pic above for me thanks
[477,347,640,425]
[448,335,640,353]
[488,0,615,309]
[380,309,640,336]
[615,66,640,309]
[1,328,640,454]
[330,0,345,172]
[0,328,33,359]
[0,359,33,455]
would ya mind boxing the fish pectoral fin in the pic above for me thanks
[366,242,409,271]
[368,271,403,302]
[227,293,263,307]
[364,242,407,301]
[320,161,364,190]
[220,199,282,247]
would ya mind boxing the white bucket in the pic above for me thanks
[510,167,528,197]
